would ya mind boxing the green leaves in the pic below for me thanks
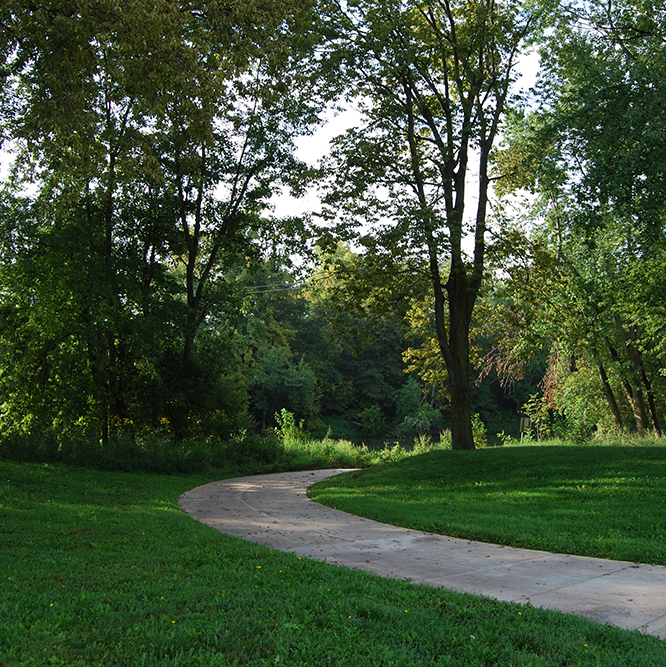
[321,0,545,448]
[490,0,666,438]
[0,0,332,447]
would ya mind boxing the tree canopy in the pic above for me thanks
[490,0,666,439]
[0,0,663,468]
[321,0,544,448]
[0,0,328,446]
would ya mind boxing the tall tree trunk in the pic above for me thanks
[84,191,113,446]
[640,362,661,438]
[591,348,624,433]
[606,337,648,436]
[86,320,111,448]
[442,261,476,451]
[614,317,650,436]
[101,106,131,440]
[428,237,476,451]
[105,327,120,439]
[622,379,648,436]
[447,323,475,450]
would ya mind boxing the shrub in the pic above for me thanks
[225,430,284,465]
[495,430,519,447]
[471,413,488,449]
[357,404,385,435]
[394,404,444,446]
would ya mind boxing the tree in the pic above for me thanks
[0,0,327,447]
[322,0,542,448]
[237,250,415,434]
[491,0,666,437]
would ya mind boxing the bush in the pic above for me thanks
[275,408,310,446]
[437,430,453,450]
[0,407,460,474]
[224,430,284,465]
[273,410,454,469]
[495,430,519,447]
[357,404,385,436]
[394,404,444,446]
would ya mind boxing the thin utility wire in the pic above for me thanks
[245,285,304,295]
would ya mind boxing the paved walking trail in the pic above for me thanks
[179,468,666,639]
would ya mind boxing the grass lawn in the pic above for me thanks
[2,458,666,666]
[308,444,666,565]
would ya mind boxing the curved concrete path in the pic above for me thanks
[179,469,666,639]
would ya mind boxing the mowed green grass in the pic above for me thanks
[3,459,666,666]
[308,445,666,565]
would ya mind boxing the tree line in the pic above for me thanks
[0,0,663,466]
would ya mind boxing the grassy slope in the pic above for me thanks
[308,445,666,565]
[2,459,666,666]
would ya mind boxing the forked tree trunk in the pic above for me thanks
[611,319,650,436]
[619,378,648,436]
[397,2,520,450]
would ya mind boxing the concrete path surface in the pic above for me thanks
[179,468,666,639]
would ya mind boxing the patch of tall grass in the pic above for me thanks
[0,409,452,474]
[275,409,449,469]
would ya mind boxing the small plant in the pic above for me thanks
[471,413,488,449]
[522,394,552,441]
[438,430,452,450]
[274,409,309,446]
[496,430,518,447]
[413,433,452,454]
[368,443,411,464]
[412,433,433,453]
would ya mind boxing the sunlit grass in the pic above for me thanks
[3,458,666,665]
[309,444,666,565]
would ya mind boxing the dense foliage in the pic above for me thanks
[0,0,663,468]
[490,0,666,440]
[0,0,328,453]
